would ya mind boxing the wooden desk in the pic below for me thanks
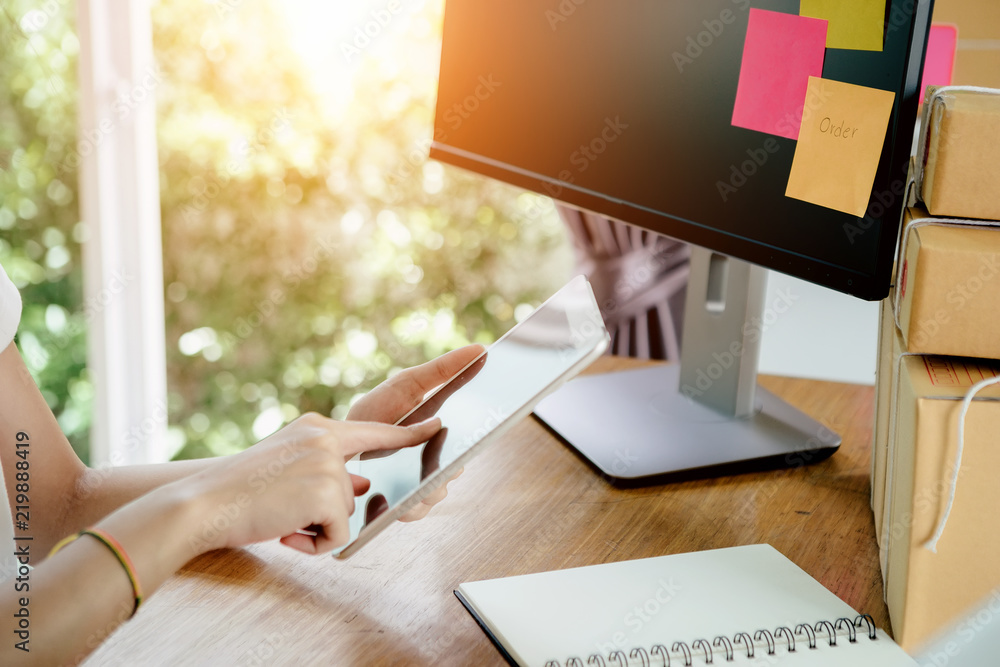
[85,357,882,666]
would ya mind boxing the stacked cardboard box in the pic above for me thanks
[916,87,1000,224]
[872,86,1000,653]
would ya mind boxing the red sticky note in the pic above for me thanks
[921,24,958,100]
[732,9,828,140]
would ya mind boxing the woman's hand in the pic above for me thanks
[347,344,485,520]
[181,412,442,556]
[346,344,485,423]
[179,345,485,556]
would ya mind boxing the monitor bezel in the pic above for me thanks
[430,1,935,301]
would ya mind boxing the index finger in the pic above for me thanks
[336,417,442,459]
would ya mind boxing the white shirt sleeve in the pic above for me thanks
[0,262,22,351]
[0,263,22,580]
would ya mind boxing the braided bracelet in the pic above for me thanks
[49,527,144,616]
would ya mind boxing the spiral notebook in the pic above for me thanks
[455,544,916,666]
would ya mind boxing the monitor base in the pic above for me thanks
[533,364,840,483]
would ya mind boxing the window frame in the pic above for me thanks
[76,0,169,465]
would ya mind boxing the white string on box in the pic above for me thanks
[894,84,1000,555]
[892,213,1000,336]
[923,374,1000,554]
[897,85,1000,336]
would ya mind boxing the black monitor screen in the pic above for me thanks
[431,0,933,299]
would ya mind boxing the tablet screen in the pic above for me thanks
[337,275,608,557]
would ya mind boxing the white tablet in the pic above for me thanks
[335,275,609,558]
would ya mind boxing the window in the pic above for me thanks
[4,0,575,465]
[156,0,574,459]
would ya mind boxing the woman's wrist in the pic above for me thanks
[91,472,221,593]
[144,471,227,556]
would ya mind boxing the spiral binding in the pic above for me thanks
[543,614,879,667]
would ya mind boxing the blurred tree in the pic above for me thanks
[154,0,573,459]
[0,2,91,461]
[1,0,573,464]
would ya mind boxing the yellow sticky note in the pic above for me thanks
[800,0,886,51]
[785,77,895,217]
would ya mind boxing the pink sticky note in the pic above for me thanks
[921,24,958,100]
[732,9,828,140]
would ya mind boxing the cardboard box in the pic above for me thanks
[883,354,1000,651]
[872,291,908,555]
[917,86,1000,221]
[894,205,1000,359]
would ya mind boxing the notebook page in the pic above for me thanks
[457,544,916,666]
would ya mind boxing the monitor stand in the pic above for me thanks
[533,247,841,483]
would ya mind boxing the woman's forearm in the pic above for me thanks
[1,479,208,666]
[62,459,216,545]
[0,340,472,664]
[2,344,213,556]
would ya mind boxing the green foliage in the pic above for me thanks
[157,0,572,458]
[1,0,573,463]
[0,3,91,461]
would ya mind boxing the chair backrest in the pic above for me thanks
[557,206,690,361]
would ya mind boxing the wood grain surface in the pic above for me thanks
[83,357,882,666]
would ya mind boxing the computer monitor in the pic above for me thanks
[431,0,934,481]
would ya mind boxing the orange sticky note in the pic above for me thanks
[785,77,895,217]
[800,0,886,51]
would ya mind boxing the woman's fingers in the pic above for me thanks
[207,410,453,556]
[351,473,371,496]
[399,344,485,397]
[336,417,442,459]
[346,344,485,423]
[280,531,321,554]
